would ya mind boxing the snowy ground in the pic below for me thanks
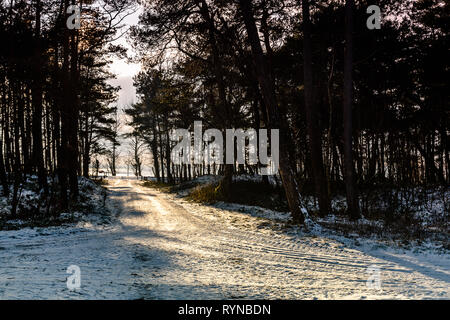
[0,178,448,299]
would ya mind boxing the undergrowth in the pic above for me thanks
[142,175,448,244]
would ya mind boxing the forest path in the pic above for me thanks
[0,178,448,299]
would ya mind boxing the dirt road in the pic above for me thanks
[0,178,448,299]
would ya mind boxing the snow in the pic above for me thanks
[0,176,108,222]
[0,178,448,299]
[232,174,279,186]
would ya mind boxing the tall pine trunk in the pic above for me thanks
[196,0,234,198]
[59,0,72,208]
[238,0,307,224]
[343,0,360,219]
[302,0,331,217]
[67,0,79,199]
[151,120,161,182]
[0,141,8,196]
[32,0,48,192]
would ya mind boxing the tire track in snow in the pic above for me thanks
[0,178,447,299]
[117,179,448,299]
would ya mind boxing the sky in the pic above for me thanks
[107,7,141,111]
[100,6,155,175]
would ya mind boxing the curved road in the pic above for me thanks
[0,178,448,299]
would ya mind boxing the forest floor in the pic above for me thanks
[0,178,448,299]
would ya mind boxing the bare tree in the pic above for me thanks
[106,108,122,176]
[128,132,145,177]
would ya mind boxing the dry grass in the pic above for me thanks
[187,183,226,203]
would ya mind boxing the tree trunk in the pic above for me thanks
[18,85,30,175]
[238,0,307,224]
[67,0,79,199]
[302,0,331,217]
[32,0,48,192]
[59,0,72,208]
[164,116,173,183]
[151,121,161,182]
[195,0,234,197]
[82,111,90,178]
[343,0,360,219]
[0,141,9,196]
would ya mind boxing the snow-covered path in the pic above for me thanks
[0,178,448,299]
